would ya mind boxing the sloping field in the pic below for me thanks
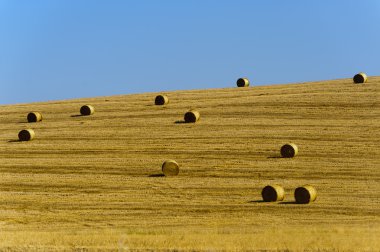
[0,77,379,251]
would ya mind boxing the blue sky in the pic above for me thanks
[0,1,379,105]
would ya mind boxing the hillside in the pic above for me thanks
[0,77,379,251]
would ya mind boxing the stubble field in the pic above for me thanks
[0,77,379,251]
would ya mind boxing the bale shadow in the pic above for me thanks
[267,156,283,159]
[148,174,165,177]
[279,201,298,205]
[8,140,20,143]
[71,114,84,118]
[247,200,266,203]
[174,120,187,124]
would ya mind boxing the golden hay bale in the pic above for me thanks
[184,110,200,123]
[80,105,95,116]
[162,160,180,176]
[261,185,285,202]
[236,78,250,87]
[353,72,367,84]
[294,185,317,204]
[280,143,298,158]
[155,95,169,105]
[27,112,42,123]
[18,129,35,141]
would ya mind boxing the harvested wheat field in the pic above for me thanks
[0,77,379,251]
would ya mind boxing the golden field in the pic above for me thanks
[0,77,379,251]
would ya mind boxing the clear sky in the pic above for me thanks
[0,1,379,105]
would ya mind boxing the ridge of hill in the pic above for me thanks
[0,77,379,250]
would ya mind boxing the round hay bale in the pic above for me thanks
[18,129,35,141]
[236,78,250,87]
[27,112,42,123]
[353,72,367,84]
[294,185,317,204]
[162,160,179,176]
[184,110,200,123]
[280,143,298,158]
[261,185,285,202]
[155,95,169,105]
[80,105,95,116]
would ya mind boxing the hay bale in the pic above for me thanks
[184,110,200,123]
[294,185,317,204]
[162,160,179,176]
[261,185,285,202]
[18,129,35,141]
[155,95,169,105]
[280,143,298,158]
[353,72,367,84]
[80,105,95,116]
[27,112,42,123]
[236,78,250,87]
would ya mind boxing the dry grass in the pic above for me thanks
[0,77,379,251]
